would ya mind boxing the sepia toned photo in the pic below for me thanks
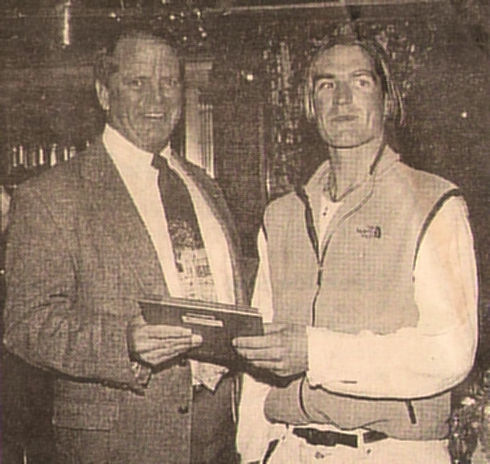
[0,1,488,463]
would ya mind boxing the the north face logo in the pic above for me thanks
[356,225,382,239]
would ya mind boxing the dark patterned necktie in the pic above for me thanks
[151,154,216,302]
[152,154,227,390]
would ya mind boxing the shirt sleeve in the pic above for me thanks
[307,196,478,398]
[236,229,283,463]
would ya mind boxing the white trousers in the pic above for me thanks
[266,427,451,464]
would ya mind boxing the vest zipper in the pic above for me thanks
[296,176,374,327]
[295,187,320,326]
[311,238,331,326]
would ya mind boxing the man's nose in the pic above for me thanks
[150,80,164,104]
[333,81,353,105]
[149,79,174,105]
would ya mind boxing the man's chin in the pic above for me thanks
[326,134,375,149]
[143,139,171,153]
[135,130,173,153]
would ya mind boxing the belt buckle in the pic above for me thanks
[362,430,388,444]
[292,427,359,448]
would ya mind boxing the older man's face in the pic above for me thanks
[312,45,385,149]
[99,37,182,153]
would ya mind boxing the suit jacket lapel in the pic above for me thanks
[79,140,168,298]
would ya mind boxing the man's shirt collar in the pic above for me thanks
[103,124,171,168]
[303,144,400,203]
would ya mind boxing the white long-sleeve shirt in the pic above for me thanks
[237,165,478,461]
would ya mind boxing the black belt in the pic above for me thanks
[292,427,388,448]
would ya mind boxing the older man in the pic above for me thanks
[3,31,245,463]
[234,35,478,463]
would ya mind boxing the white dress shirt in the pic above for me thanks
[237,159,478,462]
[103,125,235,389]
[103,124,235,305]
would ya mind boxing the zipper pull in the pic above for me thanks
[317,267,323,287]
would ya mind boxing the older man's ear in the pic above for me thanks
[95,80,110,112]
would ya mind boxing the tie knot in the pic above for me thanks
[151,153,169,171]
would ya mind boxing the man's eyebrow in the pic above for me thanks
[314,74,335,81]
[352,69,378,80]
[314,70,378,80]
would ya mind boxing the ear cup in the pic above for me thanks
[384,96,392,120]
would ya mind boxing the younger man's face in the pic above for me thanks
[312,44,385,149]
